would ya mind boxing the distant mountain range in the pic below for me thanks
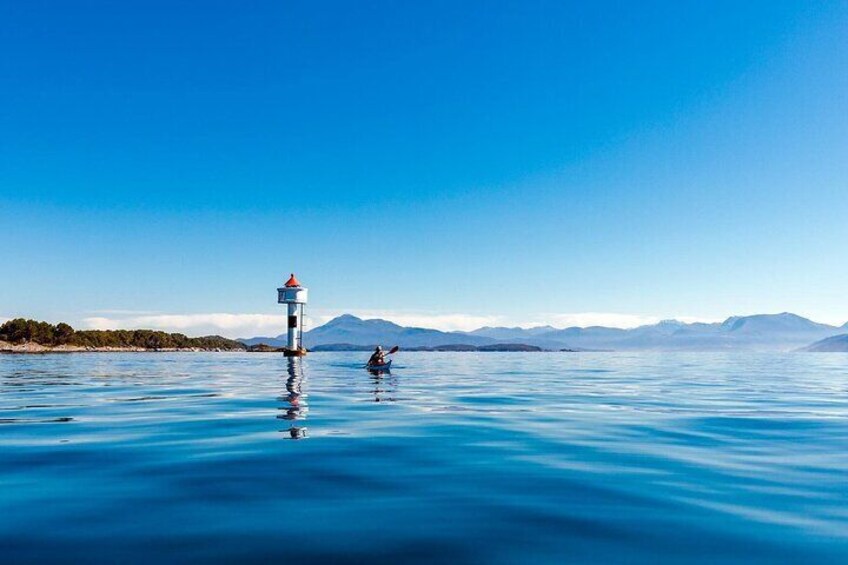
[240,312,848,352]
[801,334,848,352]
[241,314,495,349]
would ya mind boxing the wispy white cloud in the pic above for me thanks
[313,309,720,331]
[312,310,504,332]
[82,313,289,338]
[80,309,723,338]
[530,312,658,329]
[529,312,719,329]
[82,310,507,336]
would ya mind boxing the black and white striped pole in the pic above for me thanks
[277,274,308,356]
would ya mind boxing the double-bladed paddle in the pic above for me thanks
[364,345,399,368]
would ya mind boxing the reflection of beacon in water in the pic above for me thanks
[277,273,308,357]
[277,357,307,439]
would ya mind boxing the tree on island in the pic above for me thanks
[0,319,246,350]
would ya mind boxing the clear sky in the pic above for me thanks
[2,1,847,337]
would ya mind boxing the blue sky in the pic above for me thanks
[2,1,847,336]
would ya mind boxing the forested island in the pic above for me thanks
[0,319,246,353]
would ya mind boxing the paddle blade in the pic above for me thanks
[388,345,399,355]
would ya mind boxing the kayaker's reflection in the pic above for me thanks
[368,366,397,403]
[277,357,307,439]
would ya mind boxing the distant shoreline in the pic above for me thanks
[0,340,242,354]
[0,319,248,353]
[0,340,575,354]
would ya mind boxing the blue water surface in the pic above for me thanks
[1,352,847,563]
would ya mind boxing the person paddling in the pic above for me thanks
[366,345,399,369]
[368,346,386,367]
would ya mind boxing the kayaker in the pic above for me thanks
[368,346,386,367]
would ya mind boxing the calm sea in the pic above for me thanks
[1,352,847,563]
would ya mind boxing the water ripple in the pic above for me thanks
[1,352,847,562]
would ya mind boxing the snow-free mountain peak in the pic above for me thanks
[721,313,834,334]
[801,334,848,352]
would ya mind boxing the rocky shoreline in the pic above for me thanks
[0,340,237,354]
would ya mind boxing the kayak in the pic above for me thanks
[366,360,392,371]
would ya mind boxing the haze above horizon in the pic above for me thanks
[2,1,847,338]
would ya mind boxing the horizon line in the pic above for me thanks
[3,310,846,340]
